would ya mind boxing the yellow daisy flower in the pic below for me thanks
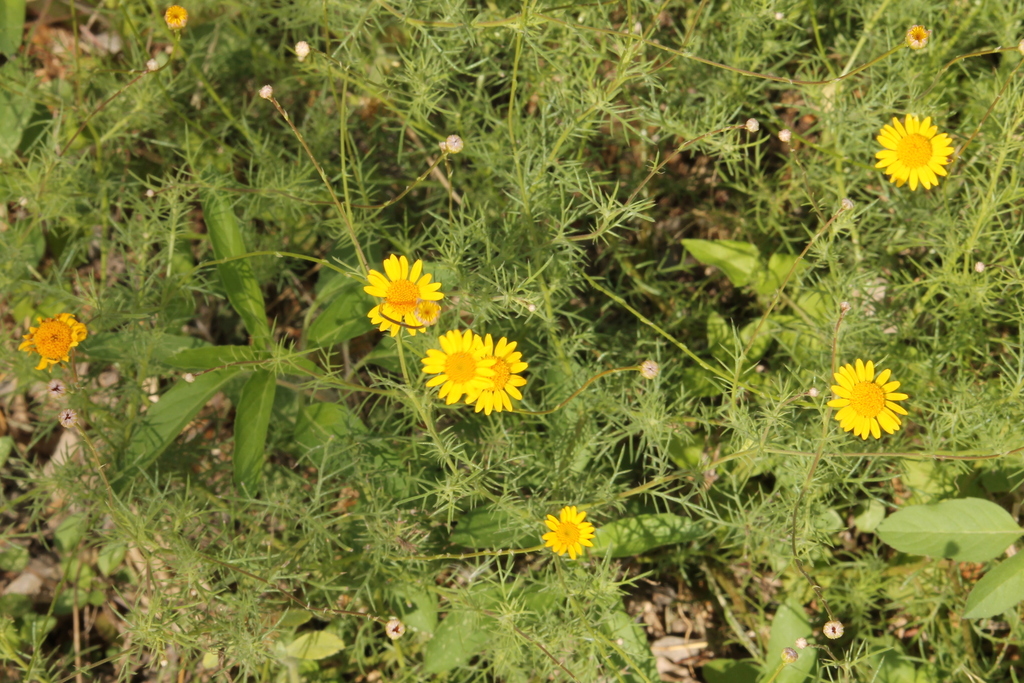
[421,330,496,405]
[363,255,444,337]
[412,300,442,327]
[542,506,596,560]
[469,334,528,415]
[874,114,954,191]
[19,313,89,371]
[164,5,188,30]
[827,359,909,440]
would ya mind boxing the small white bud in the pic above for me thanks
[974,261,985,273]
[444,134,464,154]
[782,648,799,664]
[639,360,660,380]
[18,197,28,207]
[807,387,819,398]
[823,620,844,639]
[48,379,67,399]
[1019,39,1024,57]
[385,618,405,640]
[778,128,792,142]
[840,301,851,313]
[59,409,78,428]
[147,59,160,72]
[795,637,808,649]
[774,12,785,20]
[259,85,274,100]
[841,198,854,211]
[527,304,537,312]
[183,373,196,383]
[295,41,310,62]
[745,118,759,133]
[146,189,156,198]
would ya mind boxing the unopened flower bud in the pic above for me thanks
[745,118,759,133]
[183,373,196,383]
[259,85,274,100]
[295,41,310,62]
[444,134,463,154]
[823,620,844,639]
[146,189,156,198]
[840,301,851,313]
[59,409,78,428]
[1019,39,1024,57]
[385,618,405,640]
[795,637,808,649]
[48,379,67,399]
[906,25,930,50]
[782,648,799,664]
[774,12,785,20]
[841,198,854,211]
[807,387,819,398]
[640,360,660,379]
[778,129,792,142]
[974,261,985,273]
[147,59,160,72]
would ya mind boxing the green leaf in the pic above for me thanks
[854,500,886,533]
[682,239,762,288]
[765,599,816,683]
[752,252,808,296]
[233,370,276,492]
[0,435,13,468]
[0,543,29,572]
[164,345,256,371]
[82,332,209,366]
[294,402,367,456]
[450,508,532,549]
[54,514,90,554]
[0,88,32,159]
[0,0,25,56]
[590,514,701,558]
[605,608,660,682]
[200,191,270,347]
[285,631,345,660]
[963,550,1024,619]
[395,589,438,635]
[876,498,1022,562]
[96,542,127,577]
[115,367,242,490]
[422,610,491,674]
[703,660,760,683]
[306,277,375,348]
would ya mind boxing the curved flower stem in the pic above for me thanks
[200,249,353,278]
[264,95,369,275]
[478,609,582,683]
[918,46,1024,102]
[709,444,1020,469]
[512,366,640,416]
[582,273,768,399]
[392,545,545,562]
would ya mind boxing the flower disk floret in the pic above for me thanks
[421,330,496,405]
[364,255,444,337]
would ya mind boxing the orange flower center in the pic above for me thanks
[444,351,477,383]
[896,133,932,168]
[849,381,885,418]
[384,279,420,315]
[554,522,581,546]
[488,357,510,391]
[34,320,74,359]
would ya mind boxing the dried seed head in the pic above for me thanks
[841,198,854,211]
[807,387,819,398]
[385,618,405,640]
[259,85,274,100]
[778,129,792,142]
[48,379,67,399]
[59,409,78,429]
[906,25,930,50]
[795,637,808,649]
[183,373,196,383]
[781,648,799,664]
[295,41,311,62]
[823,620,844,639]
[147,59,160,72]
[745,118,760,133]
[974,261,985,273]
[840,301,851,314]
[639,360,660,380]
[443,134,464,154]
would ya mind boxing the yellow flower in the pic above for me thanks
[164,5,188,30]
[469,334,528,415]
[19,313,88,371]
[905,25,930,50]
[874,115,953,191]
[827,359,909,440]
[412,300,442,327]
[421,330,495,405]
[364,255,444,337]
[542,506,596,560]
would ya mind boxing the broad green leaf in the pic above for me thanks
[854,500,886,533]
[422,610,490,674]
[590,513,701,558]
[765,599,816,683]
[275,610,313,628]
[0,543,29,572]
[294,402,367,455]
[96,542,127,577]
[200,191,270,347]
[450,508,532,549]
[165,345,256,371]
[285,631,345,660]
[115,367,242,490]
[233,370,276,492]
[395,589,438,635]
[876,498,1022,562]
[0,435,12,468]
[307,277,375,348]
[605,608,660,682]
[963,550,1024,619]
[0,88,32,159]
[752,252,808,296]
[0,0,24,56]
[682,238,762,287]
[54,513,89,554]
[703,660,760,683]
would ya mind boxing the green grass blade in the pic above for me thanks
[0,0,25,57]
[233,369,276,493]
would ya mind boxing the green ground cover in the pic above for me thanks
[2,0,1024,681]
